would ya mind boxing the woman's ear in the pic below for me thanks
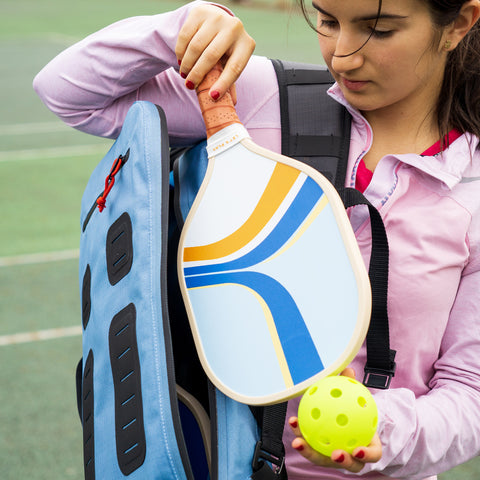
[442,0,480,50]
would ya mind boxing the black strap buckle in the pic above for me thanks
[363,360,396,389]
[252,441,285,478]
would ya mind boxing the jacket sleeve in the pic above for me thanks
[368,263,480,479]
[32,1,216,145]
[33,1,281,150]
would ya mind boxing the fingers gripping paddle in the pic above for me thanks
[178,65,371,405]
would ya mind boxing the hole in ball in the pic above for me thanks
[309,386,318,396]
[311,408,321,420]
[347,438,357,447]
[357,396,367,408]
[330,388,342,398]
[336,414,348,426]
[373,416,378,429]
[320,437,331,446]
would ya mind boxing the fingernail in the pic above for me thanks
[186,80,195,90]
[355,450,365,459]
[177,59,182,66]
[210,90,220,101]
[334,454,345,463]
[289,419,298,429]
[180,72,187,79]
[293,444,304,452]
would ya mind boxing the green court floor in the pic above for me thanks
[1,0,478,478]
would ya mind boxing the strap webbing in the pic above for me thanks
[251,403,288,480]
[342,188,396,388]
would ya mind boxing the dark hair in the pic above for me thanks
[429,1,480,143]
[297,0,480,142]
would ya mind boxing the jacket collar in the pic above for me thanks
[327,83,479,190]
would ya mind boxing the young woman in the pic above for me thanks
[33,0,480,478]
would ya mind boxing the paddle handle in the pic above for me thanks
[196,64,241,138]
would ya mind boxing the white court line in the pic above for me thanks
[0,122,68,136]
[0,326,82,347]
[0,249,80,267]
[0,144,109,162]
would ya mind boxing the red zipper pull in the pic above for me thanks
[97,153,128,212]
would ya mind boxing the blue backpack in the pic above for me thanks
[76,60,394,480]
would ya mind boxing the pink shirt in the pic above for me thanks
[33,2,480,479]
[355,130,464,193]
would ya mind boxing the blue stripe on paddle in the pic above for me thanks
[184,177,323,276]
[186,271,324,385]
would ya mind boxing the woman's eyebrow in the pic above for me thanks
[311,3,408,22]
[353,13,409,22]
[311,3,335,16]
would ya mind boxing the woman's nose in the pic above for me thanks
[330,34,365,74]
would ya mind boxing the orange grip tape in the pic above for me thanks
[196,65,241,138]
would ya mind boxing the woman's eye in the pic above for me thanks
[369,28,394,38]
[319,19,338,30]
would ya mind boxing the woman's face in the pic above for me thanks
[314,0,448,118]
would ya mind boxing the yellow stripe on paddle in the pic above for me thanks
[184,163,300,262]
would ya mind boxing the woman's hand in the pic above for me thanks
[175,3,255,100]
[288,368,383,473]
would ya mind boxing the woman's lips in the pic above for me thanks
[341,77,370,91]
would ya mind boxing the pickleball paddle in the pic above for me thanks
[177,65,371,405]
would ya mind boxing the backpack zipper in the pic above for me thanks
[82,149,130,232]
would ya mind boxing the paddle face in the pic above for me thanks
[178,123,371,405]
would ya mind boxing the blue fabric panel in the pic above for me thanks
[176,140,209,220]
[79,101,188,479]
[215,389,259,480]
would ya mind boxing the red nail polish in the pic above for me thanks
[177,59,182,66]
[355,450,365,459]
[334,454,345,463]
[210,90,220,101]
[289,419,298,428]
[180,72,187,79]
[186,80,195,90]
[294,444,304,452]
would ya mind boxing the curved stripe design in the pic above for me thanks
[186,272,324,385]
[183,162,300,262]
[181,151,341,395]
[185,176,323,276]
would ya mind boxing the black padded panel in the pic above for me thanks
[106,212,133,285]
[109,303,146,475]
[82,265,91,329]
[83,350,95,480]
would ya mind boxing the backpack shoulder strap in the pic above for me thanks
[271,58,351,192]
[271,58,395,390]
[253,60,395,480]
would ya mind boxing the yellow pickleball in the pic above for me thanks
[298,376,378,456]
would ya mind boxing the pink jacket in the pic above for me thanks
[33,2,480,479]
